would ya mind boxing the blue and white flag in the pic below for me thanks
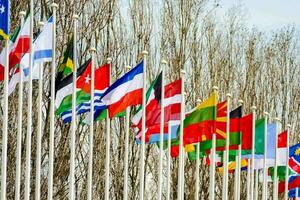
[8,16,53,95]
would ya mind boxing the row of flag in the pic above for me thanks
[1,1,300,200]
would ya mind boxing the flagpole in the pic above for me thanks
[69,14,79,200]
[24,0,34,198]
[158,59,166,200]
[262,112,269,200]
[284,124,291,200]
[87,47,96,200]
[0,0,10,197]
[48,3,58,200]
[139,50,148,200]
[104,57,112,200]
[246,158,251,200]
[35,21,45,200]
[250,106,257,200]
[195,98,201,200]
[167,121,172,200]
[273,117,280,200]
[209,86,218,200]
[254,169,259,200]
[177,70,186,200]
[123,65,131,200]
[296,187,299,200]
[222,93,231,200]
[14,10,26,200]
[234,99,243,200]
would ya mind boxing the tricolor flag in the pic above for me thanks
[0,0,9,40]
[0,13,30,81]
[8,16,53,95]
[100,61,144,118]
[56,62,110,123]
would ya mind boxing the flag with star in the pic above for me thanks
[0,0,9,40]
[55,58,110,123]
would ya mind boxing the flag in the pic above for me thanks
[217,159,249,174]
[56,62,110,123]
[289,142,300,174]
[57,37,74,79]
[55,58,91,109]
[182,91,218,145]
[100,61,144,118]
[8,16,53,95]
[240,113,253,150]
[133,74,182,143]
[0,13,30,81]
[0,0,9,40]
[278,175,300,194]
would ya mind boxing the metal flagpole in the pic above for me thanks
[177,70,186,200]
[209,86,218,200]
[234,99,243,200]
[69,14,79,200]
[158,60,166,200]
[35,21,45,200]
[284,124,291,200]
[14,10,26,200]
[195,98,201,200]
[222,93,231,200]
[123,65,131,200]
[0,0,10,198]
[250,106,257,200]
[273,117,280,200]
[296,187,299,200]
[48,3,58,200]
[87,47,96,200]
[254,169,259,200]
[262,112,269,200]
[246,158,251,200]
[166,121,172,200]
[24,0,34,198]
[104,57,112,200]
[139,50,148,200]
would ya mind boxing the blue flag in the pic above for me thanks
[0,0,9,40]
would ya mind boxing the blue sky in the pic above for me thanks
[219,0,300,30]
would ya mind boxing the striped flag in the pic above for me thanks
[56,62,110,123]
[100,61,144,118]
[8,16,53,95]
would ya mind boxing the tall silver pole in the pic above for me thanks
[284,124,291,200]
[69,14,79,200]
[234,99,243,200]
[296,187,299,200]
[139,50,148,200]
[246,158,251,200]
[250,106,257,200]
[104,57,112,200]
[209,86,218,200]
[0,5,10,199]
[195,98,202,200]
[222,93,231,200]
[14,10,26,200]
[87,47,96,200]
[273,117,280,200]
[24,0,34,198]
[166,122,172,200]
[123,65,132,200]
[48,3,58,200]
[35,21,45,200]
[177,70,186,200]
[158,60,166,200]
[262,112,269,200]
[254,169,259,200]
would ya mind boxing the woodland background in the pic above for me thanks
[1,0,300,199]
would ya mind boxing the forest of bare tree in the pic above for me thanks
[1,0,300,199]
